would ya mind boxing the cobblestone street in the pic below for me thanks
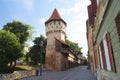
[20,66,96,80]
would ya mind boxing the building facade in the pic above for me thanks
[45,8,80,71]
[87,0,120,80]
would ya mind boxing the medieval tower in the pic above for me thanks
[45,8,67,71]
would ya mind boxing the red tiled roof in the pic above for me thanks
[45,8,66,25]
[56,38,67,45]
[56,38,78,59]
[55,38,79,59]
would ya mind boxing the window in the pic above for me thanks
[100,40,107,70]
[59,21,61,25]
[115,12,120,41]
[98,32,115,72]
[103,33,111,71]
[97,0,99,6]
[54,21,56,25]
[98,46,103,69]
[105,32,116,72]
[60,26,62,29]
[50,22,52,25]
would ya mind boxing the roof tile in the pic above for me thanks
[45,8,66,25]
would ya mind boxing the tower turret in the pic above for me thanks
[45,8,67,70]
[45,8,67,45]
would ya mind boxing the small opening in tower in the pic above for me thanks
[59,21,61,25]
[54,21,56,25]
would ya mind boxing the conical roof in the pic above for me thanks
[45,8,66,25]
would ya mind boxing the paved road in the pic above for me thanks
[20,66,96,80]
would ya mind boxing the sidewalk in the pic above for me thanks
[20,66,96,80]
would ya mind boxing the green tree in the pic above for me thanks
[2,21,33,65]
[65,37,82,55]
[0,30,22,73]
[3,20,33,45]
[82,56,88,65]
[26,35,46,65]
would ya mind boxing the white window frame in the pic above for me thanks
[99,46,103,69]
[97,0,99,6]
[103,32,111,71]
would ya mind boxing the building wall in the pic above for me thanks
[95,0,120,80]
[45,45,56,70]
[87,0,120,80]
[55,51,62,70]
[45,19,66,71]
[87,4,97,74]
[87,25,95,72]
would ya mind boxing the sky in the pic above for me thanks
[0,0,90,56]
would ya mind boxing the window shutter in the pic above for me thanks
[94,50,97,68]
[100,40,107,70]
[103,34,111,71]
[105,32,116,72]
[98,46,103,69]
[115,12,120,41]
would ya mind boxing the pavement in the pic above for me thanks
[20,66,96,80]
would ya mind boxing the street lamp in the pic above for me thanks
[40,41,43,76]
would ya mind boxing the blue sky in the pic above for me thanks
[0,0,90,56]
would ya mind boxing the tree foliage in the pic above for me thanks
[2,21,33,45]
[2,20,33,64]
[0,21,33,73]
[82,56,88,65]
[65,37,82,55]
[26,35,46,65]
[0,30,22,73]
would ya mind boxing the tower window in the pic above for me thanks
[50,22,52,25]
[60,26,62,29]
[54,21,56,25]
[48,27,49,29]
[59,21,61,25]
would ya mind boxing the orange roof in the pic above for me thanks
[56,38,78,58]
[56,39,67,45]
[45,8,66,25]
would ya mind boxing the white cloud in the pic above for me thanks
[11,0,34,11]
[59,0,90,56]
[60,0,90,15]
[40,18,47,24]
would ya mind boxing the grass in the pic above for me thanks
[15,64,40,71]
[15,65,34,71]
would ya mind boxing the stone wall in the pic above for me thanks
[0,70,36,80]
